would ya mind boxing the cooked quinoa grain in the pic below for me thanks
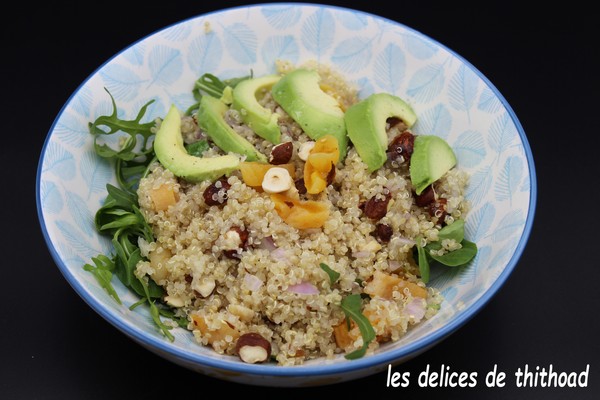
[135,63,470,365]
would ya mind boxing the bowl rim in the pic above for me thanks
[36,2,537,377]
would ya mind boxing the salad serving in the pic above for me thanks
[84,60,476,365]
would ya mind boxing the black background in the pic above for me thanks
[3,1,599,399]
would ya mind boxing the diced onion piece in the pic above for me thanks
[287,281,319,295]
[405,298,426,322]
[243,273,263,291]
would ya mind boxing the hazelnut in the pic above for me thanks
[235,333,271,364]
[193,278,216,298]
[203,176,231,206]
[269,142,293,165]
[261,167,293,194]
[222,226,249,259]
[298,141,316,161]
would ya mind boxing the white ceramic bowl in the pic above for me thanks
[37,4,536,386]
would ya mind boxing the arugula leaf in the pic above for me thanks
[341,294,376,360]
[415,236,430,283]
[320,263,340,285]
[90,89,155,141]
[89,89,157,195]
[428,240,477,266]
[84,91,184,342]
[83,255,121,304]
[185,140,209,157]
[187,72,253,114]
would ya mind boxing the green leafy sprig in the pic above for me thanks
[320,263,340,285]
[340,294,376,360]
[186,72,252,115]
[415,219,478,283]
[89,89,157,195]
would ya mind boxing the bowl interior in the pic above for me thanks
[38,4,534,377]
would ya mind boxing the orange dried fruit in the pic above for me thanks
[240,162,295,187]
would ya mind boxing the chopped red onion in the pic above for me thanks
[405,298,426,322]
[271,248,288,261]
[388,260,402,271]
[352,250,370,259]
[396,236,416,246]
[243,273,263,291]
[287,282,319,295]
[259,236,277,251]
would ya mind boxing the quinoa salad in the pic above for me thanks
[86,60,475,366]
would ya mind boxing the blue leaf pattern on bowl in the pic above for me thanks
[100,64,146,101]
[403,32,438,60]
[331,36,371,72]
[188,32,222,75]
[56,220,99,259]
[65,191,95,238]
[495,156,523,203]
[54,112,89,148]
[336,11,368,30]
[488,112,518,154]
[79,150,112,199]
[40,181,63,214]
[301,8,335,56]
[466,202,496,242]
[224,23,257,65]
[492,210,525,242]
[407,63,445,102]
[454,130,486,168]
[477,85,502,113]
[261,6,301,30]
[413,103,452,138]
[122,43,145,66]
[448,64,479,122]
[148,45,183,87]
[374,43,405,93]
[261,35,299,67]
[43,142,76,180]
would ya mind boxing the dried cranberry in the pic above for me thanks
[387,132,415,164]
[361,191,392,220]
[203,177,231,206]
[414,185,436,207]
[326,163,336,186]
[372,223,393,243]
[428,198,448,223]
[295,178,307,195]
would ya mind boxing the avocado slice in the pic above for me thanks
[232,75,281,144]
[272,69,348,160]
[345,93,417,172]
[410,135,457,195]
[154,105,240,182]
[196,95,267,162]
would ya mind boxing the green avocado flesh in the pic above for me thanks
[344,93,417,172]
[154,105,240,182]
[272,69,348,160]
[232,75,281,144]
[410,135,457,195]
[197,95,267,162]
